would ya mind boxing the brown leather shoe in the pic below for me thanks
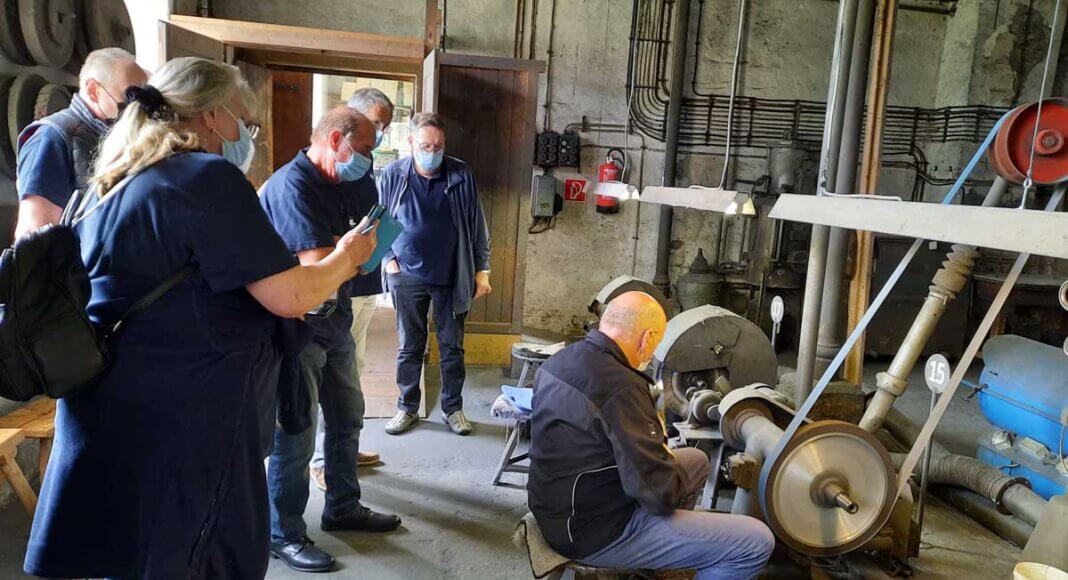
[358,451,381,466]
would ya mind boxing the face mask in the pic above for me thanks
[374,130,384,149]
[215,107,254,174]
[335,138,372,182]
[97,85,126,126]
[415,149,444,173]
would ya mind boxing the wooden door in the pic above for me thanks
[270,70,313,171]
[422,52,543,334]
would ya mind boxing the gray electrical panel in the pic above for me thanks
[531,174,556,218]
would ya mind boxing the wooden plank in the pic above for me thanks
[511,68,540,334]
[159,20,227,64]
[0,408,39,430]
[168,15,424,64]
[37,437,51,482]
[0,428,23,456]
[498,70,522,325]
[425,0,442,56]
[437,52,546,73]
[237,61,273,190]
[22,412,55,439]
[421,49,439,113]
[24,398,54,414]
[0,450,36,514]
[485,68,512,323]
[466,67,493,324]
[235,49,421,79]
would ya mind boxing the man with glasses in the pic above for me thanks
[309,87,395,492]
[14,47,146,238]
[378,112,491,436]
[260,106,401,573]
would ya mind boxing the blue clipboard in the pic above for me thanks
[361,212,403,271]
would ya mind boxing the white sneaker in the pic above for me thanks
[385,411,419,435]
[443,410,473,436]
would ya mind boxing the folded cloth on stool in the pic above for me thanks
[491,393,530,423]
[514,512,570,579]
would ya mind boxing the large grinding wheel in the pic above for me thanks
[34,83,71,119]
[652,304,778,416]
[989,98,1068,185]
[8,73,48,149]
[19,0,76,67]
[589,276,672,318]
[0,74,16,178]
[84,0,134,53]
[64,0,87,75]
[761,421,896,557]
[0,0,35,65]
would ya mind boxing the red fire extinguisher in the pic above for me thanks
[596,149,624,214]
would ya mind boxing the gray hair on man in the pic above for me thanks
[410,112,446,133]
[78,47,137,92]
[347,87,394,116]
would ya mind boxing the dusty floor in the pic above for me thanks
[0,361,1024,579]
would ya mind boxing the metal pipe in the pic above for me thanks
[859,177,1008,431]
[731,413,784,517]
[936,486,1034,547]
[816,0,875,378]
[718,0,748,188]
[654,0,692,296]
[795,0,860,407]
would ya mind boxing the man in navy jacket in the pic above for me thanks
[377,112,491,436]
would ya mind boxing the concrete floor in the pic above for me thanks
[0,362,1025,579]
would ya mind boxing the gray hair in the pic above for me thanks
[78,47,137,91]
[347,87,394,116]
[92,57,244,192]
[410,112,446,133]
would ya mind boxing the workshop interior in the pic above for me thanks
[0,0,1066,578]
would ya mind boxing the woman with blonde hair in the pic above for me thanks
[24,56,376,579]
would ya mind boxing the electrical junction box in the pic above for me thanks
[535,132,560,168]
[531,174,557,218]
[558,133,581,168]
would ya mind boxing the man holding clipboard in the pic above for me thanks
[259,107,401,573]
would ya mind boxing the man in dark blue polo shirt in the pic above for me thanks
[15,48,146,238]
[309,87,396,492]
[378,113,491,436]
[260,106,401,573]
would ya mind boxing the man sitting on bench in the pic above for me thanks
[527,291,775,580]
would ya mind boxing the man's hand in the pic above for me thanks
[474,270,492,300]
[337,223,377,272]
[385,259,401,274]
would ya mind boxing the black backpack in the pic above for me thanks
[0,180,193,401]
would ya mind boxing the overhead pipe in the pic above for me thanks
[815,0,876,378]
[858,177,1009,431]
[653,0,692,296]
[794,0,861,407]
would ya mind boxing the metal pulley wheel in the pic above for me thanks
[84,0,134,53]
[34,83,71,119]
[0,74,16,178]
[0,0,35,65]
[8,73,48,149]
[989,98,1068,185]
[588,276,672,319]
[652,304,778,416]
[760,421,896,556]
[19,0,76,67]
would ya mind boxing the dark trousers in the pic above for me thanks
[389,270,466,415]
[267,331,365,542]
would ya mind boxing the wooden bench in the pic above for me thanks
[0,398,56,515]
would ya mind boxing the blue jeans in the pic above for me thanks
[580,448,775,580]
[268,331,365,543]
[388,271,466,415]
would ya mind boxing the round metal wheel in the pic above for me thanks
[989,98,1068,186]
[84,0,134,53]
[0,74,17,178]
[19,0,76,67]
[0,0,35,65]
[8,73,48,149]
[34,83,71,120]
[761,421,896,557]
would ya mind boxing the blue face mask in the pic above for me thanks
[335,138,372,182]
[374,130,384,149]
[415,149,444,173]
[216,107,254,173]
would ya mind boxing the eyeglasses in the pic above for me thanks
[414,141,443,153]
[222,106,261,140]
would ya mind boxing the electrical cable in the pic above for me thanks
[1019,0,1062,208]
[718,0,748,188]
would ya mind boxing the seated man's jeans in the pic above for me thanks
[580,448,775,580]
[268,330,365,543]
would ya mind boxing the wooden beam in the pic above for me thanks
[168,15,424,64]
[425,0,442,56]
[235,49,422,78]
[437,51,546,73]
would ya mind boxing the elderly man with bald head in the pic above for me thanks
[528,292,774,579]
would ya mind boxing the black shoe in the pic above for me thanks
[270,536,335,573]
[322,505,402,533]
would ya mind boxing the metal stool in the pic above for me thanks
[492,409,530,485]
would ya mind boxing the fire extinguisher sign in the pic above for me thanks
[563,179,587,202]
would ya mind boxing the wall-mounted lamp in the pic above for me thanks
[725,192,757,216]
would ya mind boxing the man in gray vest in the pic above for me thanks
[14,47,146,238]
